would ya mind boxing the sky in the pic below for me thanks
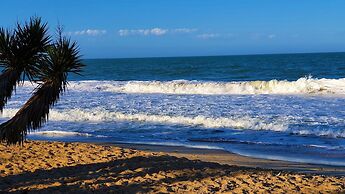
[1,0,345,58]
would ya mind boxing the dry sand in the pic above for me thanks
[0,141,344,193]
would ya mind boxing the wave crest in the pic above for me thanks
[68,77,345,95]
[1,108,287,132]
[2,108,345,138]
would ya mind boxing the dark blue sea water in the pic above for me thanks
[2,52,345,166]
[77,52,345,81]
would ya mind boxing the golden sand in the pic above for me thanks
[0,141,344,193]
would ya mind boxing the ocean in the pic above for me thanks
[1,52,345,166]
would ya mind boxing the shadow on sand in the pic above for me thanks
[0,155,252,193]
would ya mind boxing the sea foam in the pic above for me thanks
[29,130,92,137]
[19,77,345,95]
[2,108,345,138]
[67,77,345,95]
[1,108,287,131]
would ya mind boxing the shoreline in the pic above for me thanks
[101,142,345,176]
[1,140,344,193]
[28,139,345,176]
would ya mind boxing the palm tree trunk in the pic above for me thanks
[0,69,22,112]
[0,81,60,144]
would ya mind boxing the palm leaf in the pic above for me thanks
[0,17,50,112]
[0,28,21,112]
[0,35,84,144]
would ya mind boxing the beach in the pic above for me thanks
[2,54,345,167]
[0,141,344,193]
[1,54,345,193]
[1,2,345,193]
[2,54,344,167]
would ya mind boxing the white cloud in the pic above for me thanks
[118,28,168,36]
[173,28,198,33]
[118,28,197,36]
[268,34,276,39]
[136,29,151,36]
[69,29,107,36]
[196,33,220,39]
[150,28,168,35]
[118,29,130,36]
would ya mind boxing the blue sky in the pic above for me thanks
[1,0,345,58]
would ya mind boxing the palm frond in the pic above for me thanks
[0,69,22,114]
[0,28,14,66]
[0,34,84,144]
[14,16,51,81]
[0,28,20,112]
[0,17,50,112]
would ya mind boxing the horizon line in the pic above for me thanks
[82,51,345,60]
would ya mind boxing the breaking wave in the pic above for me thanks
[2,108,345,138]
[29,130,92,137]
[1,108,287,131]
[18,77,345,95]
[67,77,345,95]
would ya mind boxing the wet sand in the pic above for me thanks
[0,141,344,193]
[108,142,345,176]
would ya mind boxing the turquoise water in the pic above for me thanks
[1,52,345,166]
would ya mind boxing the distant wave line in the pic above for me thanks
[19,77,345,95]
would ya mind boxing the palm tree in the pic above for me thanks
[0,29,84,144]
[0,17,50,112]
